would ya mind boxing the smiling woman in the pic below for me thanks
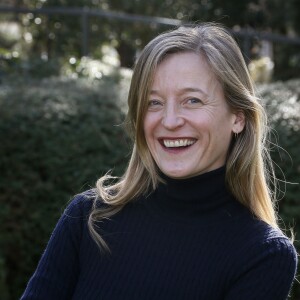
[144,51,245,179]
[21,24,297,300]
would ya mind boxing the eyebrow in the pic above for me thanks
[150,87,209,97]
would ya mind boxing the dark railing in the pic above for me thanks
[1,6,300,59]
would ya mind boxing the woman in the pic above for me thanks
[22,23,297,299]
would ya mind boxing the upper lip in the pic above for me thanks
[158,137,197,140]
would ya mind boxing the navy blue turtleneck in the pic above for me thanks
[21,167,297,299]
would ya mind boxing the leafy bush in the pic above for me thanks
[259,79,300,225]
[259,79,300,299]
[0,75,130,299]
[0,75,299,299]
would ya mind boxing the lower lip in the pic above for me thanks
[161,143,195,154]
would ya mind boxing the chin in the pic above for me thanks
[161,168,192,179]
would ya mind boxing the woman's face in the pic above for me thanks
[143,51,244,179]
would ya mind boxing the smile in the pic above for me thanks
[162,139,196,148]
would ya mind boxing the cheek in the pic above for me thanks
[191,114,214,135]
[143,117,156,151]
[197,111,233,142]
[144,114,159,136]
[143,115,151,135]
[213,118,234,145]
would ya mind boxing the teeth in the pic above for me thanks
[163,139,195,148]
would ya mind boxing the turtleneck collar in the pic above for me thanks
[143,166,236,224]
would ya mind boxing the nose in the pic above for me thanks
[161,103,184,130]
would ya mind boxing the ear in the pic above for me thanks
[232,111,245,134]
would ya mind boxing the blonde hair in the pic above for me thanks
[88,23,278,251]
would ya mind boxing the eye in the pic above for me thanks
[148,99,163,108]
[186,98,203,105]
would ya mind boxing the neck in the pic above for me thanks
[145,167,235,223]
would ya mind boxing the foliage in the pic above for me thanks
[258,79,300,299]
[0,73,131,299]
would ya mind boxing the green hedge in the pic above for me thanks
[259,80,300,299]
[0,76,299,299]
[0,75,130,299]
[259,80,300,230]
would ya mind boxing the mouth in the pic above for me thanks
[159,138,197,149]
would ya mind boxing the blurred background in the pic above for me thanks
[0,0,299,299]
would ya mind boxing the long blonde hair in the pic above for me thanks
[88,23,278,251]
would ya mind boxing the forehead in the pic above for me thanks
[151,51,221,96]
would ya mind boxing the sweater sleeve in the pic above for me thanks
[20,193,91,300]
[225,236,298,300]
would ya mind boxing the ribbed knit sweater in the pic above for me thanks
[21,167,297,299]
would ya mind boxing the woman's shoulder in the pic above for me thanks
[232,212,298,269]
[230,201,293,243]
[63,189,98,220]
[226,215,297,296]
[224,203,297,266]
[252,222,297,260]
[223,219,297,299]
